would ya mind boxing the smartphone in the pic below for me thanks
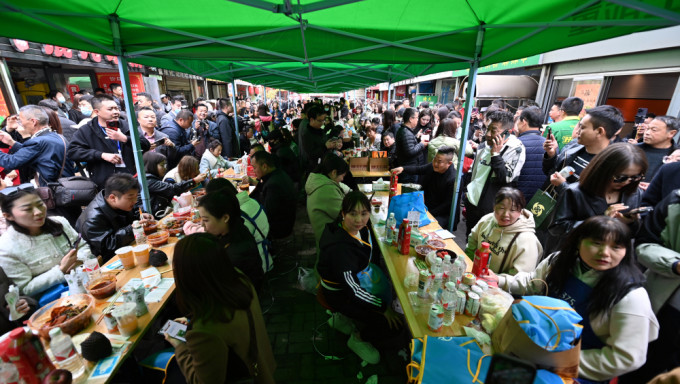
[159,320,187,341]
[622,206,654,217]
[106,120,120,130]
[72,234,82,251]
[486,354,537,384]
[472,107,479,114]
[546,126,552,140]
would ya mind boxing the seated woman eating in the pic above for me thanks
[317,191,403,365]
[465,187,542,275]
[200,139,237,177]
[488,216,659,383]
[164,155,202,187]
[0,184,92,297]
[143,152,206,218]
[165,233,275,383]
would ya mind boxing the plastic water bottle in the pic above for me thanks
[132,220,146,245]
[48,328,86,381]
[385,213,396,243]
[442,282,457,326]
[442,254,453,283]
[431,258,444,302]
[451,258,464,287]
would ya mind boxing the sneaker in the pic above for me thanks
[327,311,354,335]
[347,333,380,364]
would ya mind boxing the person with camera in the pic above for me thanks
[68,95,150,189]
[193,103,215,158]
[159,109,200,170]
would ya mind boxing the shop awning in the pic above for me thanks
[1,0,678,93]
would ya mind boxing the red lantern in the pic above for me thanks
[248,86,254,95]
[253,87,260,95]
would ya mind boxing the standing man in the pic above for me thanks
[465,110,526,236]
[395,108,428,183]
[109,83,125,113]
[298,104,338,175]
[516,106,547,200]
[46,90,70,118]
[137,107,173,154]
[543,97,583,150]
[136,92,165,127]
[548,101,562,124]
[159,109,197,169]
[214,98,240,158]
[160,96,184,127]
[67,95,150,189]
[637,115,678,185]
[160,94,172,113]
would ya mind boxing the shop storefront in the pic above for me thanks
[0,38,154,112]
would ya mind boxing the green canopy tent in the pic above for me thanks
[1,0,679,219]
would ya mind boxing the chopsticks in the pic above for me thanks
[95,289,125,325]
[160,268,173,275]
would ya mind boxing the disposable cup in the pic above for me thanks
[115,246,135,270]
[111,302,138,337]
[132,244,150,267]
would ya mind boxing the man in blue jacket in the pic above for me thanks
[0,105,74,185]
[516,106,547,200]
[159,109,198,169]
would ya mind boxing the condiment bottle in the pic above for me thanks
[471,242,491,277]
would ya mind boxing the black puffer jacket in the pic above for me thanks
[217,224,264,292]
[395,125,426,183]
[76,191,135,262]
[145,174,195,218]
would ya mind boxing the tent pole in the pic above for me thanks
[109,15,151,212]
[263,85,267,103]
[448,25,484,231]
[231,76,241,156]
[387,79,392,107]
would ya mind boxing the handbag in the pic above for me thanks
[491,296,583,379]
[386,191,431,227]
[50,176,99,207]
[528,184,558,230]
[407,336,491,384]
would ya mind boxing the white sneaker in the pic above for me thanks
[327,311,354,335]
[347,333,380,364]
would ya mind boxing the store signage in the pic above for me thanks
[10,39,142,69]
[96,72,145,103]
[67,84,81,101]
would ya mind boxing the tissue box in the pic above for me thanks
[372,179,389,191]
[349,157,369,172]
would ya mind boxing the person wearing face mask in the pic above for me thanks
[47,90,69,118]
[465,187,541,276]
[75,95,95,128]
[160,96,186,127]
[67,94,84,124]
[316,191,404,365]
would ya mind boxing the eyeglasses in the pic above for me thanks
[611,174,644,183]
[0,183,35,197]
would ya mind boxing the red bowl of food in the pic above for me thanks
[148,230,169,247]
[86,274,117,300]
[143,220,158,235]
[173,207,192,219]
[28,294,94,339]
[415,244,434,259]
[427,239,446,250]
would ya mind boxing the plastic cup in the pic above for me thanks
[132,244,150,267]
[115,246,135,270]
[111,302,138,337]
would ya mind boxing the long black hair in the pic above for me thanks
[544,216,643,318]
[173,233,253,322]
[313,152,349,178]
[0,188,64,237]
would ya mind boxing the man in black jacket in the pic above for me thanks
[214,98,240,158]
[76,174,153,262]
[67,95,150,189]
[243,151,296,240]
[392,146,456,227]
[159,109,197,169]
[395,107,428,183]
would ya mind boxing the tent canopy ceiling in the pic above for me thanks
[1,0,679,92]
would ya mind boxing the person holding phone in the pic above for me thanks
[67,95,150,189]
[137,107,174,152]
[395,108,428,183]
[465,110,525,236]
[0,185,92,297]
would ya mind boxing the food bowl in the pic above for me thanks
[426,248,458,267]
[238,183,250,191]
[415,244,434,259]
[161,216,185,236]
[148,229,169,247]
[143,220,158,235]
[86,274,117,300]
[173,207,192,219]
[426,239,446,250]
[28,294,95,339]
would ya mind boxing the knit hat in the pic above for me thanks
[80,331,112,362]
[149,249,168,267]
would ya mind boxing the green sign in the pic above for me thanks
[415,95,438,106]
[450,54,541,77]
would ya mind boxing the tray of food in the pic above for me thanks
[28,294,94,339]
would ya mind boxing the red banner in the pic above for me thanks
[67,84,80,102]
[96,72,145,104]
[0,87,10,119]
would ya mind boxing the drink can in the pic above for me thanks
[417,269,430,298]
[465,292,481,317]
[462,273,476,286]
[475,280,489,292]
[471,285,484,297]
[455,290,467,315]
[458,283,471,294]
[428,304,444,332]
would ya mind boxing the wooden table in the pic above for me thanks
[364,185,474,338]
[352,169,391,178]
[83,238,178,383]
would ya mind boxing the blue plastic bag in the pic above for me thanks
[387,191,431,227]
[512,296,583,352]
[356,263,392,304]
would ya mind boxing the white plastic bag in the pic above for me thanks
[297,267,318,295]
[479,287,514,334]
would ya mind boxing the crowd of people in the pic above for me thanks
[0,86,679,383]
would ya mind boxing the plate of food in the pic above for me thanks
[28,294,94,339]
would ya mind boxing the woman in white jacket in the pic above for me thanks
[199,139,237,177]
[489,216,659,382]
[465,187,542,275]
[0,185,92,297]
